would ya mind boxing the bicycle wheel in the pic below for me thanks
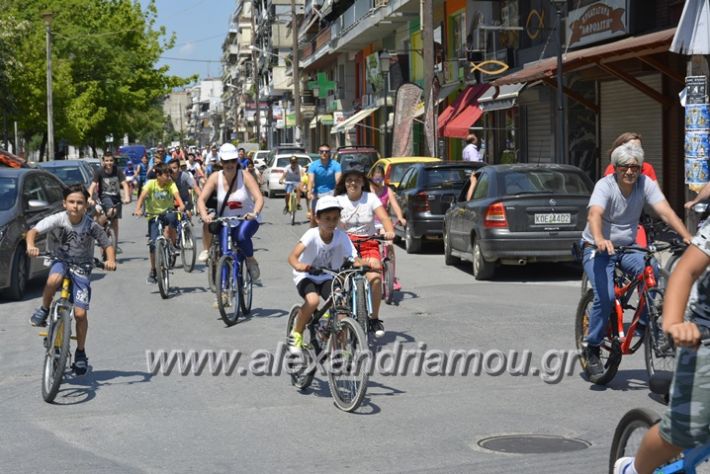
[580,272,589,296]
[180,225,196,273]
[355,278,369,334]
[383,259,395,305]
[327,317,370,412]
[207,243,219,293]
[286,304,316,390]
[575,289,621,385]
[216,255,240,326]
[608,408,661,474]
[644,288,675,379]
[239,257,252,315]
[41,304,71,403]
[155,239,170,299]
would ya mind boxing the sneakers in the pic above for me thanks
[30,306,49,327]
[584,344,604,378]
[613,457,638,474]
[73,349,88,375]
[146,269,158,284]
[370,319,385,338]
[247,259,260,281]
[198,250,209,262]
[289,331,304,354]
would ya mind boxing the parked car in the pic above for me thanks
[334,145,380,173]
[81,158,102,174]
[260,153,312,197]
[0,168,67,300]
[37,159,94,190]
[368,156,441,188]
[443,163,594,280]
[392,161,486,253]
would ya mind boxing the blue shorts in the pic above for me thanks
[284,182,300,194]
[50,261,92,311]
[148,212,178,252]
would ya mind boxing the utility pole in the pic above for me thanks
[553,1,566,165]
[421,0,435,156]
[291,0,301,144]
[42,12,55,161]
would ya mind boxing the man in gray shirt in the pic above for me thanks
[580,142,692,381]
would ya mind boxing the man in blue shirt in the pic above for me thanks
[238,148,249,169]
[307,143,342,227]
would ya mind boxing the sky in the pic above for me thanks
[139,0,236,84]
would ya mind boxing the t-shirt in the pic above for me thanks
[336,192,382,237]
[581,175,665,246]
[175,171,196,207]
[93,166,126,198]
[689,220,710,326]
[34,212,111,264]
[462,143,481,162]
[283,165,302,183]
[309,159,341,195]
[293,227,357,285]
[142,179,179,217]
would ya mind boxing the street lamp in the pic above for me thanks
[379,50,391,157]
[549,0,567,165]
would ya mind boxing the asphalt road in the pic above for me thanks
[0,198,668,473]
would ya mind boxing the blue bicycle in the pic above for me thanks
[213,216,252,326]
[609,327,710,473]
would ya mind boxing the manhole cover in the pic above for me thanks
[478,434,590,454]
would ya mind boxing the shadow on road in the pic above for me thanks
[450,260,582,284]
[586,369,650,392]
[51,367,153,405]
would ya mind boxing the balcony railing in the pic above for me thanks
[331,0,372,37]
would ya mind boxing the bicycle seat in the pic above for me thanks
[649,372,673,396]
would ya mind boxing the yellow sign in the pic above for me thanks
[526,9,545,40]
[469,59,510,76]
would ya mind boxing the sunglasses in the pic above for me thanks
[616,164,641,173]
[319,150,330,154]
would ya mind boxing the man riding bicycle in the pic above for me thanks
[580,142,691,380]
[307,144,342,227]
[87,151,131,253]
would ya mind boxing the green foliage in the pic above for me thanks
[1,0,191,153]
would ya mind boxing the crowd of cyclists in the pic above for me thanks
[20,133,710,472]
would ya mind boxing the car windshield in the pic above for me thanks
[41,166,85,185]
[338,152,377,172]
[276,157,310,168]
[500,170,591,195]
[0,177,18,210]
[389,163,417,183]
[424,168,473,187]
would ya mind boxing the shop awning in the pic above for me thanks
[330,106,380,134]
[443,105,484,138]
[437,84,489,137]
[477,82,527,112]
[493,28,676,86]
[413,81,463,118]
[319,114,333,125]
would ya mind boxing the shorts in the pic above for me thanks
[297,278,333,301]
[349,235,381,261]
[49,261,92,311]
[659,344,710,448]
[100,195,122,219]
[148,212,178,252]
[284,181,300,194]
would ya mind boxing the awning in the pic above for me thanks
[413,81,463,118]
[670,0,710,55]
[492,28,676,86]
[477,82,527,112]
[443,105,484,138]
[437,84,489,137]
[330,106,380,134]
[319,114,333,126]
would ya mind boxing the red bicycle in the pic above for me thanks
[575,243,672,385]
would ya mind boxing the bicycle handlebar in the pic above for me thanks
[36,252,107,271]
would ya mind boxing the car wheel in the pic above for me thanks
[443,226,458,266]
[6,245,28,300]
[472,240,495,280]
[405,222,421,254]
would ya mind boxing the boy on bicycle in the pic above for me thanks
[87,151,131,253]
[133,163,185,284]
[287,196,359,353]
[26,184,117,375]
[614,219,710,474]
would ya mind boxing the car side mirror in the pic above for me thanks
[27,199,49,211]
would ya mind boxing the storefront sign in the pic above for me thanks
[566,0,628,49]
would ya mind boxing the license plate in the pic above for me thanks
[534,213,571,224]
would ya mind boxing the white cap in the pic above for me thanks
[315,195,343,213]
[219,143,239,161]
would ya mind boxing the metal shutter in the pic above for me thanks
[601,74,663,185]
[523,91,555,164]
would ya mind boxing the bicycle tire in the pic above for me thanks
[355,278,368,334]
[42,303,71,403]
[575,289,621,385]
[216,255,240,326]
[383,259,395,305]
[286,304,316,390]
[239,257,252,315]
[156,239,170,299]
[327,317,370,412]
[207,243,219,293]
[643,288,675,379]
[580,272,589,296]
[181,225,196,273]
[608,408,661,474]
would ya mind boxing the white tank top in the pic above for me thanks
[217,170,254,217]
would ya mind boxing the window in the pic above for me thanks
[22,174,49,206]
[425,168,471,187]
[500,170,591,195]
[472,173,489,200]
[398,168,417,190]
[0,177,18,211]
[39,175,64,203]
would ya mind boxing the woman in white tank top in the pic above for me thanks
[197,143,264,280]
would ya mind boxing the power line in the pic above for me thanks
[160,56,221,63]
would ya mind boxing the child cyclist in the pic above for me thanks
[26,184,117,375]
[287,196,359,353]
[614,219,710,474]
[87,151,131,253]
[133,163,185,284]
